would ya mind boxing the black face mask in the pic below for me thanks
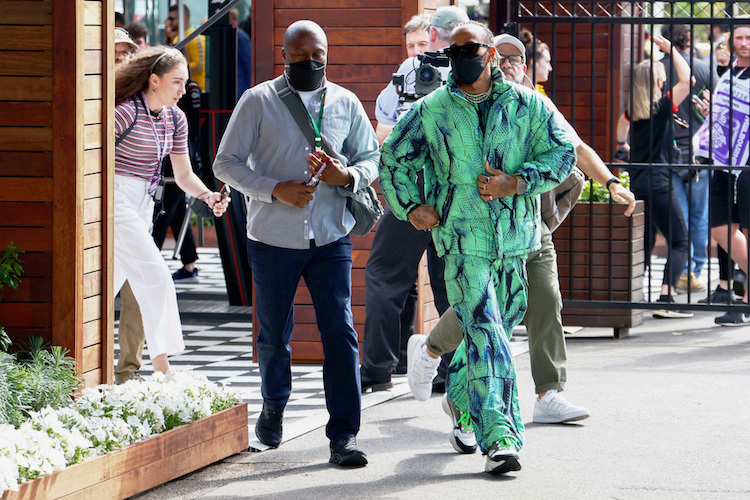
[450,52,487,85]
[285,60,326,91]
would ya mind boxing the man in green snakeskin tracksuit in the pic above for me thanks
[379,22,576,475]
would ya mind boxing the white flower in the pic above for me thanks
[0,372,240,496]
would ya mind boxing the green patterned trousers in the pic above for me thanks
[444,254,527,453]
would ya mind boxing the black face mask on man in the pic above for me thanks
[450,52,487,85]
[285,60,326,91]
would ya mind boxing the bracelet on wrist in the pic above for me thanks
[616,139,626,145]
[606,177,622,190]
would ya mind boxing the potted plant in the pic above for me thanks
[552,174,646,337]
[0,243,248,499]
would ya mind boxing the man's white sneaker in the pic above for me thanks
[441,394,477,454]
[532,390,590,424]
[407,335,440,401]
[485,441,521,475]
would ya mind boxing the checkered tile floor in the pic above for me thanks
[115,247,530,449]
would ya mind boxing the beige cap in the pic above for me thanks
[430,6,470,30]
[493,34,526,62]
[114,27,138,50]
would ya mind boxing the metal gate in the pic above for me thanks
[499,1,750,332]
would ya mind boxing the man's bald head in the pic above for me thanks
[283,20,328,51]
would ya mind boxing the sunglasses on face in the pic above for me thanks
[497,54,524,66]
[446,42,491,59]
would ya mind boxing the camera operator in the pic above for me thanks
[374,7,468,143]
[360,6,469,394]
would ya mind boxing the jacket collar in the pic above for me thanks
[446,66,517,108]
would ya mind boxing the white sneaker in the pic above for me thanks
[485,441,521,475]
[407,335,440,401]
[532,390,590,424]
[441,394,477,454]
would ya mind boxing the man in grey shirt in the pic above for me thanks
[213,20,379,467]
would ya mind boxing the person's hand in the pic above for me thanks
[613,142,630,164]
[609,183,636,217]
[204,192,231,217]
[477,161,517,201]
[197,191,231,217]
[307,151,350,187]
[652,34,672,54]
[272,181,315,207]
[695,88,711,119]
[407,204,440,231]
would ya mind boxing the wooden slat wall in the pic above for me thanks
[250,0,454,362]
[0,1,55,344]
[0,0,114,388]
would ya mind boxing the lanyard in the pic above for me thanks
[295,90,326,151]
[141,92,168,164]
[140,92,168,195]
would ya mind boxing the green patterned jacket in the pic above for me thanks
[379,68,576,259]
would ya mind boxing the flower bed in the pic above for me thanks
[0,372,246,497]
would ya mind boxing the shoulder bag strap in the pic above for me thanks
[273,76,318,150]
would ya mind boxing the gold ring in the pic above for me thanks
[489,195,493,200]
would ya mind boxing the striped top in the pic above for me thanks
[114,96,189,181]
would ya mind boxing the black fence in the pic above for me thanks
[503,1,750,329]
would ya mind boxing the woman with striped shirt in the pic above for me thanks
[114,46,230,376]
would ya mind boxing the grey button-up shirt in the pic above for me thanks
[213,77,380,249]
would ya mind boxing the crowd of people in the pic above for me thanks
[110,6,750,477]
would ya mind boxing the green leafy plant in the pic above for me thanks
[579,172,631,202]
[0,337,81,428]
[0,242,24,343]
[0,244,81,427]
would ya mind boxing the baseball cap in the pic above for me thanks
[430,6,470,30]
[114,27,138,50]
[493,34,526,62]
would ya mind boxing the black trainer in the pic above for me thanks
[255,405,283,448]
[715,309,750,326]
[652,295,694,319]
[360,372,393,393]
[734,270,747,298]
[698,286,734,304]
[329,436,368,467]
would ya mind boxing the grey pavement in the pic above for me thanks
[128,248,750,499]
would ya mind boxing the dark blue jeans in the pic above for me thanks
[247,236,361,442]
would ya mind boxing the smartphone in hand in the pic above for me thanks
[613,148,629,161]
[692,94,708,110]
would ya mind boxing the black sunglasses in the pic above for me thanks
[497,54,524,66]
[446,42,491,59]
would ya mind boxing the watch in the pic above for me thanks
[606,177,622,190]
[514,174,528,195]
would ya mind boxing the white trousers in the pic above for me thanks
[114,174,185,357]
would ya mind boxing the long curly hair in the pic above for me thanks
[115,46,187,105]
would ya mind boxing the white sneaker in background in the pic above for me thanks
[406,335,440,401]
[532,390,590,424]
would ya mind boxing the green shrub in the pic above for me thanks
[0,242,24,343]
[0,243,80,427]
[0,337,81,428]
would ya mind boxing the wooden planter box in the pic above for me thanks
[553,201,646,337]
[2,403,249,500]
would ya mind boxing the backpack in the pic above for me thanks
[115,95,179,146]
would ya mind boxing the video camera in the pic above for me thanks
[392,51,450,103]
